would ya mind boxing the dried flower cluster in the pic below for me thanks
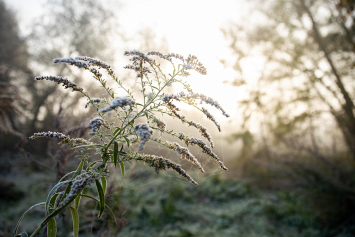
[161,91,231,134]
[202,108,221,132]
[135,123,153,150]
[88,117,108,135]
[34,76,83,92]
[153,117,166,130]
[141,154,198,185]
[58,170,101,208]
[161,94,186,120]
[54,56,114,75]
[186,120,214,147]
[147,51,185,62]
[194,93,230,118]
[153,138,204,172]
[53,57,90,68]
[183,64,192,70]
[124,50,153,62]
[100,96,135,113]
[30,131,89,146]
[185,54,207,75]
[85,98,102,108]
[178,132,228,170]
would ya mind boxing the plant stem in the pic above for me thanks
[103,69,182,156]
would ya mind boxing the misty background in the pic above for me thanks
[1,0,355,236]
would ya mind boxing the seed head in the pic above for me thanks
[141,154,198,185]
[88,117,108,135]
[100,97,135,113]
[135,123,153,150]
[34,76,83,92]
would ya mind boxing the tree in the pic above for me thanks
[222,0,355,228]
[25,0,121,135]
[223,0,355,158]
[0,0,32,148]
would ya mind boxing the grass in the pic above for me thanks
[1,152,354,237]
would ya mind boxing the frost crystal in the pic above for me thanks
[34,76,83,92]
[100,97,134,113]
[58,170,101,208]
[88,117,107,135]
[135,123,153,150]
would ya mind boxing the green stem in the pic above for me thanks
[103,69,182,156]
[30,194,78,237]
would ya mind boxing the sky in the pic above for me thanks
[4,0,258,119]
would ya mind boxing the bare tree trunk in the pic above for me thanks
[300,0,355,159]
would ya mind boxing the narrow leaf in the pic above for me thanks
[62,160,84,203]
[113,127,120,135]
[49,193,60,214]
[14,202,45,235]
[58,171,75,182]
[81,194,116,223]
[15,232,28,237]
[74,194,81,210]
[61,183,72,203]
[101,177,107,195]
[46,180,71,215]
[87,161,99,170]
[113,141,118,168]
[95,163,105,172]
[47,218,57,237]
[119,145,126,155]
[30,193,80,237]
[74,159,85,177]
[124,137,130,147]
[120,162,125,178]
[69,207,79,237]
[95,180,105,218]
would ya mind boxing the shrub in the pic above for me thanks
[14,51,229,237]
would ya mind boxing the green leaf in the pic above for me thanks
[95,180,105,218]
[14,202,45,236]
[15,232,28,237]
[49,193,60,214]
[124,137,130,147]
[102,154,108,163]
[58,171,75,182]
[120,162,125,178]
[46,180,71,215]
[61,183,72,203]
[30,193,80,237]
[87,161,99,170]
[74,159,85,177]
[118,145,127,155]
[69,207,79,237]
[74,194,81,210]
[61,160,84,203]
[113,127,120,136]
[101,177,107,195]
[113,141,118,168]
[47,218,57,237]
[80,194,116,223]
[95,163,106,172]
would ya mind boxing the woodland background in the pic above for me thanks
[1,0,355,236]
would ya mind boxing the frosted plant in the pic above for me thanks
[15,50,229,237]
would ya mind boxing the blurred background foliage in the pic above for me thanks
[1,0,355,236]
